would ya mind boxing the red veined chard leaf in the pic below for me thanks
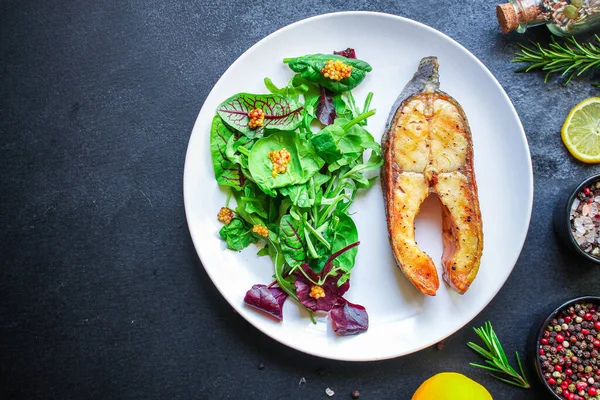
[316,86,337,126]
[279,215,306,268]
[217,93,304,138]
[243,284,288,321]
[209,115,244,190]
[333,48,356,59]
[330,299,368,335]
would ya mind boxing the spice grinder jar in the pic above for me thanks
[554,173,600,265]
[497,0,600,36]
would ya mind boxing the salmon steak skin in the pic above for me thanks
[381,57,483,296]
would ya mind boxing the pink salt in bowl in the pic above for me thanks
[554,173,600,265]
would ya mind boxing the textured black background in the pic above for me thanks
[2,1,600,399]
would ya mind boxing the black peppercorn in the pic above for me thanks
[351,390,360,399]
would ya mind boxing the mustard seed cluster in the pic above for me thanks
[268,148,291,178]
[321,60,353,81]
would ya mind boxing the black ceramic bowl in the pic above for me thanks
[554,173,600,265]
[532,296,600,399]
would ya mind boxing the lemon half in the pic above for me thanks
[562,97,600,163]
[412,372,493,400]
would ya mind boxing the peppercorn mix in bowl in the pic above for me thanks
[554,173,600,265]
[534,296,600,400]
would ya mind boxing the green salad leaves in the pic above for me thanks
[284,54,373,92]
[248,131,325,192]
[209,48,378,335]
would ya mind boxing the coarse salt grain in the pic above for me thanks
[571,183,600,257]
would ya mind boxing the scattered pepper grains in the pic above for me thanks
[252,224,269,238]
[247,108,265,129]
[538,301,600,398]
[309,285,326,299]
[268,148,291,178]
[321,59,353,81]
[217,207,234,225]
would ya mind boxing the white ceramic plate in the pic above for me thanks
[184,12,533,361]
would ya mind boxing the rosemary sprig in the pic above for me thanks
[512,35,600,84]
[467,321,530,389]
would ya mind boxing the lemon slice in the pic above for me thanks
[562,97,600,163]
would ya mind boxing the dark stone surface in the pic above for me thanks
[1,1,599,399]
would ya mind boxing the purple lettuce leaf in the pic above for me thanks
[333,48,356,59]
[330,299,368,335]
[316,86,337,126]
[243,284,288,321]
[295,242,360,311]
[295,262,349,312]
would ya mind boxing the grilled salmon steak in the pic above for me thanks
[381,57,483,296]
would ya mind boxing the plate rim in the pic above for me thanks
[183,10,534,361]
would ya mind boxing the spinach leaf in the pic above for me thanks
[279,214,307,268]
[329,213,359,272]
[333,94,350,118]
[279,184,311,208]
[342,123,380,153]
[283,54,372,92]
[310,124,344,164]
[217,93,303,138]
[248,131,324,192]
[310,112,380,165]
[219,218,257,251]
[209,115,244,190]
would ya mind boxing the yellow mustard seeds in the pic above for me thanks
[248,108,265,129]
[321,60,353,81]
[268,148,291,178]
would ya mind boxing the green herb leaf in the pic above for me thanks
[467,321,530,389]
[209,115,244,190]
[283,54,372,92]
[219,218,257,251]
[248,131,325,192]
[217,93,304,138]
[512,35,600,85]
